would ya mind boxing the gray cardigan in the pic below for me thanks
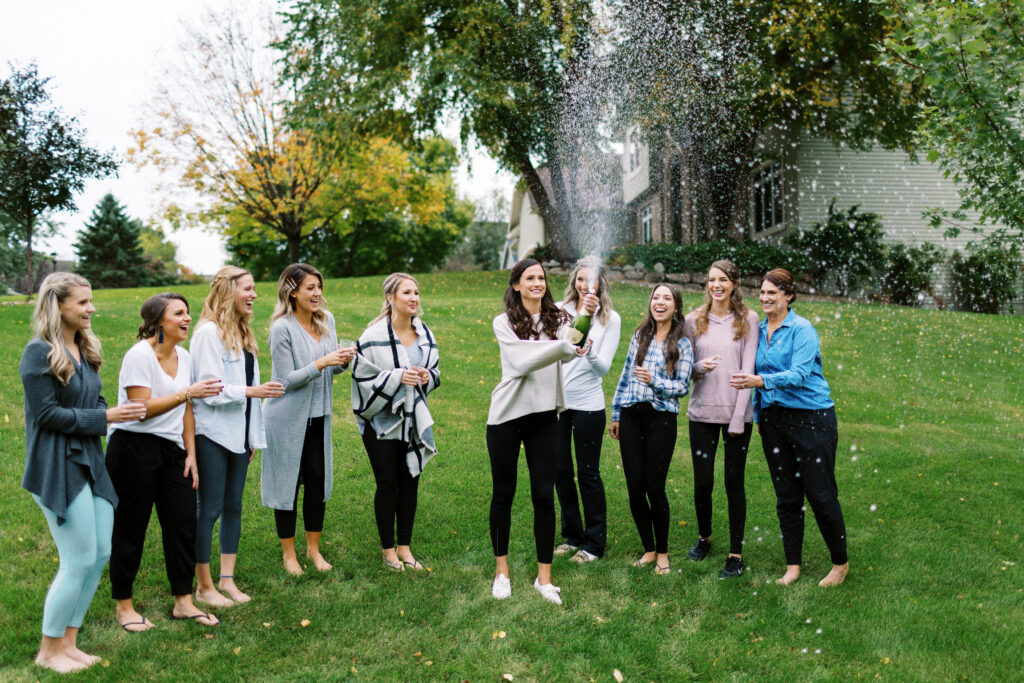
[261,312,346,510]
[20,337,117,524]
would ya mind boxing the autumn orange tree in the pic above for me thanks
[129,5,464,271]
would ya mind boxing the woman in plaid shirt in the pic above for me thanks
[610,284,692,575]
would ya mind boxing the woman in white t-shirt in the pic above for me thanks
[553,257,621,563]
[106,293,223,631]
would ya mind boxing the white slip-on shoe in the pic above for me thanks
[492,573,511,600]
[553,543,578,557]
[533,578,562,605]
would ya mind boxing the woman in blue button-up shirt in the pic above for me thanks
[730,268,849,588]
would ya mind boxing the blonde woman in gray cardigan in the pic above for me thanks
[352,273,439,572]
[262,263,355,576]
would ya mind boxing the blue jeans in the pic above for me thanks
[195,435,250,564]
[34,486,113,637]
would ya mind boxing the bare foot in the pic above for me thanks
[818,563,849,587]
[633,551,657,567]
[63,646,101,666]
[397,550,424,570]
[654,553,671,575]
[219,581,251,604]
[35,652,88,674]
[283,555,304,576]
[306,550,332,571]
[116,608,155,633]
[195,586,234,607]
[776,565,801,585]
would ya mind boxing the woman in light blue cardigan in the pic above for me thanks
[262,263,355,575]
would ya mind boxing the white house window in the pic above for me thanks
[752,161,784,234]
[629,130,641,173]
[640,205,653,243]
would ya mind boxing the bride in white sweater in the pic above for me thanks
[486,259,586,605]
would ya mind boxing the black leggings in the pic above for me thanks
[487,411,558,564]
[106,430,197,599]
[555,409,607,556]
[274,417,327,539]
[759,406,847,566]
[362,429,420,548]
[618,404,676,554]
[688,420,752,555]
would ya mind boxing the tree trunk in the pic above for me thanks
[518,161,570,261]
[24,218,34,293]
[287,231,301,264]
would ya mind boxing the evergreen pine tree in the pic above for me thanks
[74,194,151,289]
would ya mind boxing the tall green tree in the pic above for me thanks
[74,194,150,289]
[616,0,920,242]
[880,1,1024,245]
[280,0,601,259]
[0,63,117,289]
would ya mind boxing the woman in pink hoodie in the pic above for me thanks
[683,260,759,579]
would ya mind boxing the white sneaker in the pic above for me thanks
[533,578,562,605]
[553,543,578,557]
[492,573,511,600]
[570,549,598,563]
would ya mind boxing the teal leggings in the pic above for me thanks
[33,486,113,638]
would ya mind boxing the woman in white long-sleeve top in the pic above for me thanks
[262,263,355,576]
[487,259,587,605]
[352,273,439,572]
[191,266,283,606]
[553,256,621,563]
[20,273,146,673]
[610,284,692,575]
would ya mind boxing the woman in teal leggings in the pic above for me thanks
[20,273,146,673]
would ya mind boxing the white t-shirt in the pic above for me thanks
[109,340,192,449]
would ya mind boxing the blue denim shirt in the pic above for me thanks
[752,309,833,422]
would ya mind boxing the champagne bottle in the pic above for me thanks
[568,308,591,347]
[567,277,596,347]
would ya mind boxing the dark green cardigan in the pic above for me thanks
[20,337,117,524]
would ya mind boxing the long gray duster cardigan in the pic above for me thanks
[261,312,346,510]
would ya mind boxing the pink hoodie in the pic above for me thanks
[684,308,760,433]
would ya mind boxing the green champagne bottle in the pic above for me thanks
[568,307,591,347]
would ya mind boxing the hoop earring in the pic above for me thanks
[158,327,164,343]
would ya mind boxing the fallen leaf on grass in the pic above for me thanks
[300,619,311,627]
[503,674,514,681]
[233,647,242,655]
[613,669,624,682]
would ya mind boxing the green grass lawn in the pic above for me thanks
[1,270,1022,681]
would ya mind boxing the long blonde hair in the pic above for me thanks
[271,263,328,337]
[562,256,614,326]
[33,272,103,385]
[197,266,258,356]
[370,272,422,325]
[690,259,750,340]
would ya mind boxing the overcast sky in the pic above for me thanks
[1,0,514,274]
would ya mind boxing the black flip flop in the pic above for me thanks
[119,616,153,632]
[169,610,220,626]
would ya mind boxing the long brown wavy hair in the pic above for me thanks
[196,266,259,357]
[504,259,569,340]
[271,263,329,338]
[690,259,750,340]
[634,284,686,375]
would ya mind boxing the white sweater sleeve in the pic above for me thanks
[584,312,620,378]
[494,315,577,379]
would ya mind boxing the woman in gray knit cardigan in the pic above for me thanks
[262,263,355,576]
[20,273,146,673]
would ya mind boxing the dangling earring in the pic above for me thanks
[158,327,164,343]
